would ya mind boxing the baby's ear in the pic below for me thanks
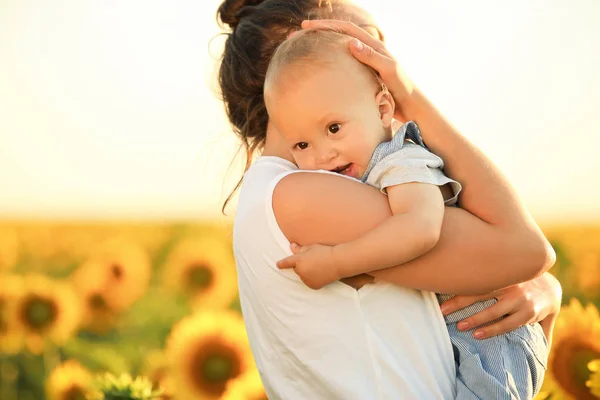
[375,89,395,128]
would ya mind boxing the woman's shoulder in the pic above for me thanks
[245,156,297,178]
[237,156,298,203]
[242,157,361,207]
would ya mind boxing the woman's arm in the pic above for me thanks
[274,173,547,295]
[367,87,554,292]
[337,183,445,273]
[275,20,555,294]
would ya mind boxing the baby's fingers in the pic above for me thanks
[276,255,298,270]
[290,242,302,254]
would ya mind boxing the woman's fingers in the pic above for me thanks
[440,293,496,316]
[302,18,415,116]
[440,295,480,315]
[456,300,514,332]
[472,312,532,339]
[347,39,394,77]
[301,19,387,54]
[346,39,414,116]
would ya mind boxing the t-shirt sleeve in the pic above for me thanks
[364,143,462,205]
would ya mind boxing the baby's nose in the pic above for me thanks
[317,147,337,164]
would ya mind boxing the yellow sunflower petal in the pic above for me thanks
[0,274,25,354]
[538,298,600,400]
[45,359,94,400]
[166,311,254,400]
[72,236,151,312]
[545,226,600,300]
[574,251,600,298]
[163,237,238,311]
[141,350,174,396]
[0,228,20,271]
[221,368,267,400]
[70,260,119,334]
[587,359,600,398]
[8,274,82,353]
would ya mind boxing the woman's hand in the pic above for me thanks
[439,273,562,341]
[301,19,414,121]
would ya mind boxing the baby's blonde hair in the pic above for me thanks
[264,29,386,97]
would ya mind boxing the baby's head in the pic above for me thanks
[264,29,395,179]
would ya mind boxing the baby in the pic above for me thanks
[265,30,548,399]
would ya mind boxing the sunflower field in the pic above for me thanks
[0,222,599,400]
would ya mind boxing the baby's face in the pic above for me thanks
[266,54,393,179]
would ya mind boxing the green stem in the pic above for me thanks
[42,342,60,376]
[0,358,19,400]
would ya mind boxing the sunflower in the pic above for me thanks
[587,359,600,398]
[8,274,82,353]
[537,298,600,400]
[141,350,174,398]
[108,223,173,258]
[72,236,151,312]
[165,311,254,400]
[70,263,119,334]
[0,227,20,271]
[17,223,67,265]
[46,360,94,400]
[94,372,163,400]
[221,368,268,400]
[162,237,238,310]
[0,274,24,354]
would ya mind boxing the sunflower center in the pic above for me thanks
[111,263,123,280]
[203,355,233,382]
[88,293,108,311]
[63,385,88,400]
[189,338,242,396]
[551,339,600,400]
[21,295,58,331]
[186,264,213,292]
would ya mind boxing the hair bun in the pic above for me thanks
[217,0,266,29]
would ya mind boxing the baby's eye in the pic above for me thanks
[328,123,341,134]
[295,142,309,150]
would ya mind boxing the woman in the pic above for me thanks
[217,0,561,398]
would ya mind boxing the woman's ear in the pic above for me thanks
[375,89,395,128]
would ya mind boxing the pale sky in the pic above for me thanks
[0,0,599,222]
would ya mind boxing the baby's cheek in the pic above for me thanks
[353,139,375,164]
[293,155,312,170]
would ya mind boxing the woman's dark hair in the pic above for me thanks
[217,0,377,213]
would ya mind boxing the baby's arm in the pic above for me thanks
[333,182,444,276]
[277,136,460,289]
[276,180,446,289]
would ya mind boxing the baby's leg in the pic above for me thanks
[449,322,549,400]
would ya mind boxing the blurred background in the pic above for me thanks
[0,0,599,399]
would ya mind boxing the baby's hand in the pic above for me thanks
[276,243,341,290]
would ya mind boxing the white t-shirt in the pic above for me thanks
[233,156,457,400]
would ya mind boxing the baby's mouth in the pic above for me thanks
[330,163,353,176]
